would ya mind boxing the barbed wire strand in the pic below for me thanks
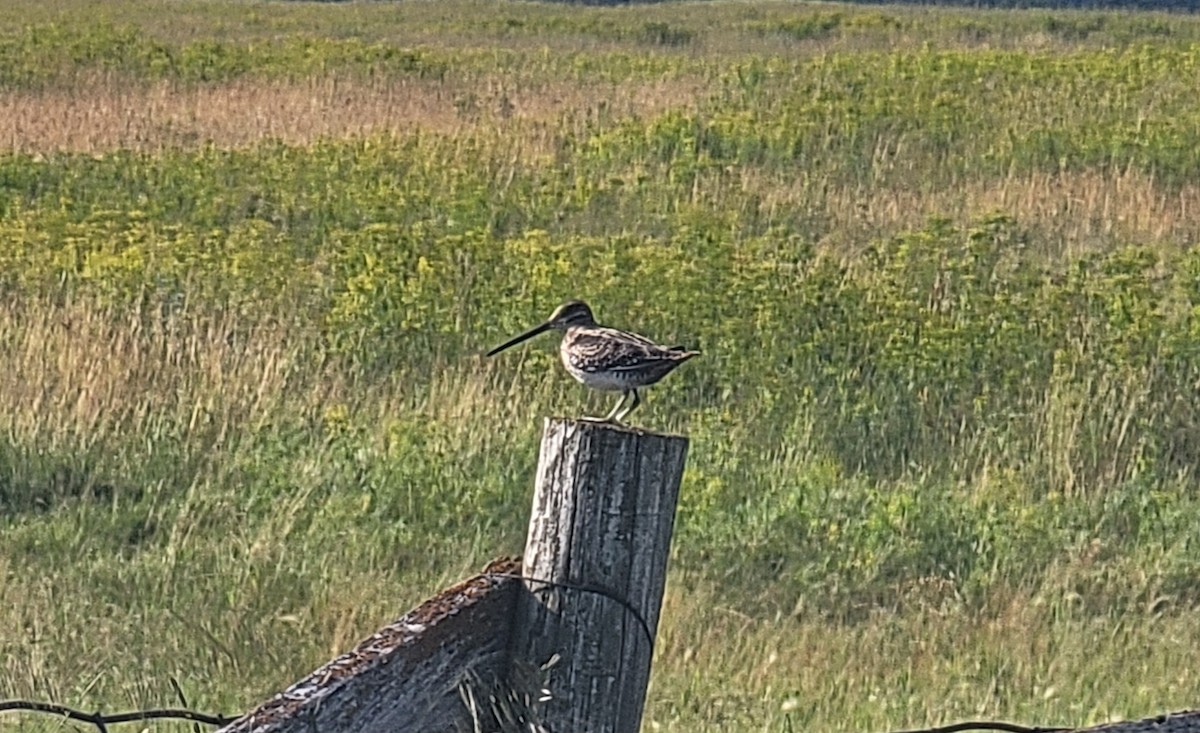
[887,722,1069,733]
[0,699,237,731]
[486,570,656,652]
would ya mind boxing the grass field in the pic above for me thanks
[2,0,1200,730]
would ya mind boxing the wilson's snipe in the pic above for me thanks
[487,300,699,423]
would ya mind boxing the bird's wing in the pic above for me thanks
[569,328,690,372]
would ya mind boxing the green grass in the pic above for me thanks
[2,1,1200,731]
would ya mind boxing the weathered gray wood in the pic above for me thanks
[216,557,524,733]
[511,417,689,733]
[1076,710,1200,733]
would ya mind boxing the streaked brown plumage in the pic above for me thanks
[486,300,698,422]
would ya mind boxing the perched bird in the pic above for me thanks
[486,300,699,423]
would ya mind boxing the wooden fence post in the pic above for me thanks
[511,417,689,733]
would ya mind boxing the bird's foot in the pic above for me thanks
[580,414,624,425]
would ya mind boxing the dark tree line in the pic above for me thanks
[834,0,1198,10]
[550,0,1198,9]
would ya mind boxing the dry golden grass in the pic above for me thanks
[738,165,1200,255]
[0,293,538,472]
[0,74,707,155]
[0,297,292,447]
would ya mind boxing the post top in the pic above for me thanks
[543,416,688,441]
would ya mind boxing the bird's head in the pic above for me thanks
[486,300,597,357]
[544,300,596,330]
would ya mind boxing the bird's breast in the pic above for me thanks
[559,337,630,391]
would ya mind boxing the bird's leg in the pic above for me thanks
[615,389,641,421]
[581,391,625,422]
[600,390,630,423]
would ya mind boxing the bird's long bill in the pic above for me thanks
[486,321,553,356]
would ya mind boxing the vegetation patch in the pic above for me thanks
[1,1,1199,731]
